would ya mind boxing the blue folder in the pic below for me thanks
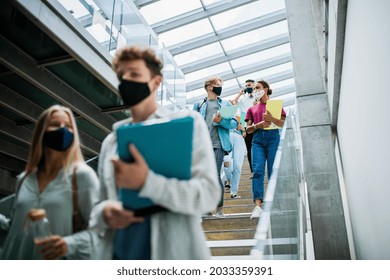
[116,116,194,216]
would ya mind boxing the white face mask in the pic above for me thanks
[254,89,265,100]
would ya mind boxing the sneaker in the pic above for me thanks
[230,194,241,199]
[250,206,263,220]
[214,208,224,218]
[224,181,231,192]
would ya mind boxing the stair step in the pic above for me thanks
[203,156,267,258]
[222,204,254,214]
[205,229,256,240]
[207,239,257,247]
[224,198,253,206]
[207,239,257,256]
[202,214,258,231]
[224,190,252,199]
[211,247,252,256]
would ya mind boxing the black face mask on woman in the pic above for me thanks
[42,127,74,152]
[118,79,151,107]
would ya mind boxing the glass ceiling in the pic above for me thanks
[136,0,296,108]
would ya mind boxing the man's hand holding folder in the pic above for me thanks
[115,116,194,216]
[112,144,148,190]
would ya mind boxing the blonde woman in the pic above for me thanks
[0,105,99,259]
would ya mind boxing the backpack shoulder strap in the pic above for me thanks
[197,98,207,112]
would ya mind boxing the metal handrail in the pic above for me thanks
[250,110,314,260]
[250,116,288,259]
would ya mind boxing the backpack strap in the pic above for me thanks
[197,98,207,112]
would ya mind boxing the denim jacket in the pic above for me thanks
[193,97,238,152]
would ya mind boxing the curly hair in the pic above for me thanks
[112,45,163,80]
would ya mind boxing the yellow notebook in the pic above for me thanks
[264,99,283,130]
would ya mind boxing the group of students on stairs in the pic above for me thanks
[196,78,286,220]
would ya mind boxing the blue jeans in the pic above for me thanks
[223,153,232,182]
[251,129,280,202]
[229,132,246,195]
[214,148,225,207]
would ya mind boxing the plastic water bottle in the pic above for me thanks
[25,208,51,243]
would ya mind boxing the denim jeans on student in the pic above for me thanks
[223,153,232,183]
[251,129,280,202]
[214,148,226,207]
[229,131,246,195]
[244,132,253,172]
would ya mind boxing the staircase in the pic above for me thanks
[202,156,266,259]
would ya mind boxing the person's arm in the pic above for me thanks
[89,135,143,232]
[216,116,238,130]
[263,110,286,127]
[246,121,271,134]
[115,112,221,215]
[244,107,270,134]
[236,123,245,134]
[231,89,245,105]
[138,112,221,214]
[213,102,238,130]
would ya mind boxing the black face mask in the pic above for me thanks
[246,87,253,94]
[42,127,74,152]
[212,86,222,96]
[118,80,151,107]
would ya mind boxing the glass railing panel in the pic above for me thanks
[251,108,313,259]
[56,0,186,110]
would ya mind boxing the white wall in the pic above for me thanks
[338,0,390,259]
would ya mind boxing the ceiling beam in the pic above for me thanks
[168,9,287,55]
[0,84,44,123]
[0,138,29,162]
[181,34,290,74]
[0,85,101,155]
[37,54,75,67]
[152,0,258,34]
[133,0,161,8]
[0,36,114,134]
[0,153,26,173]
[0,116,33,146]
[186,53,292,91]
[14,0,118,93]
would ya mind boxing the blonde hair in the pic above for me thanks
[25,105,84,175]
[204,76,223,90]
